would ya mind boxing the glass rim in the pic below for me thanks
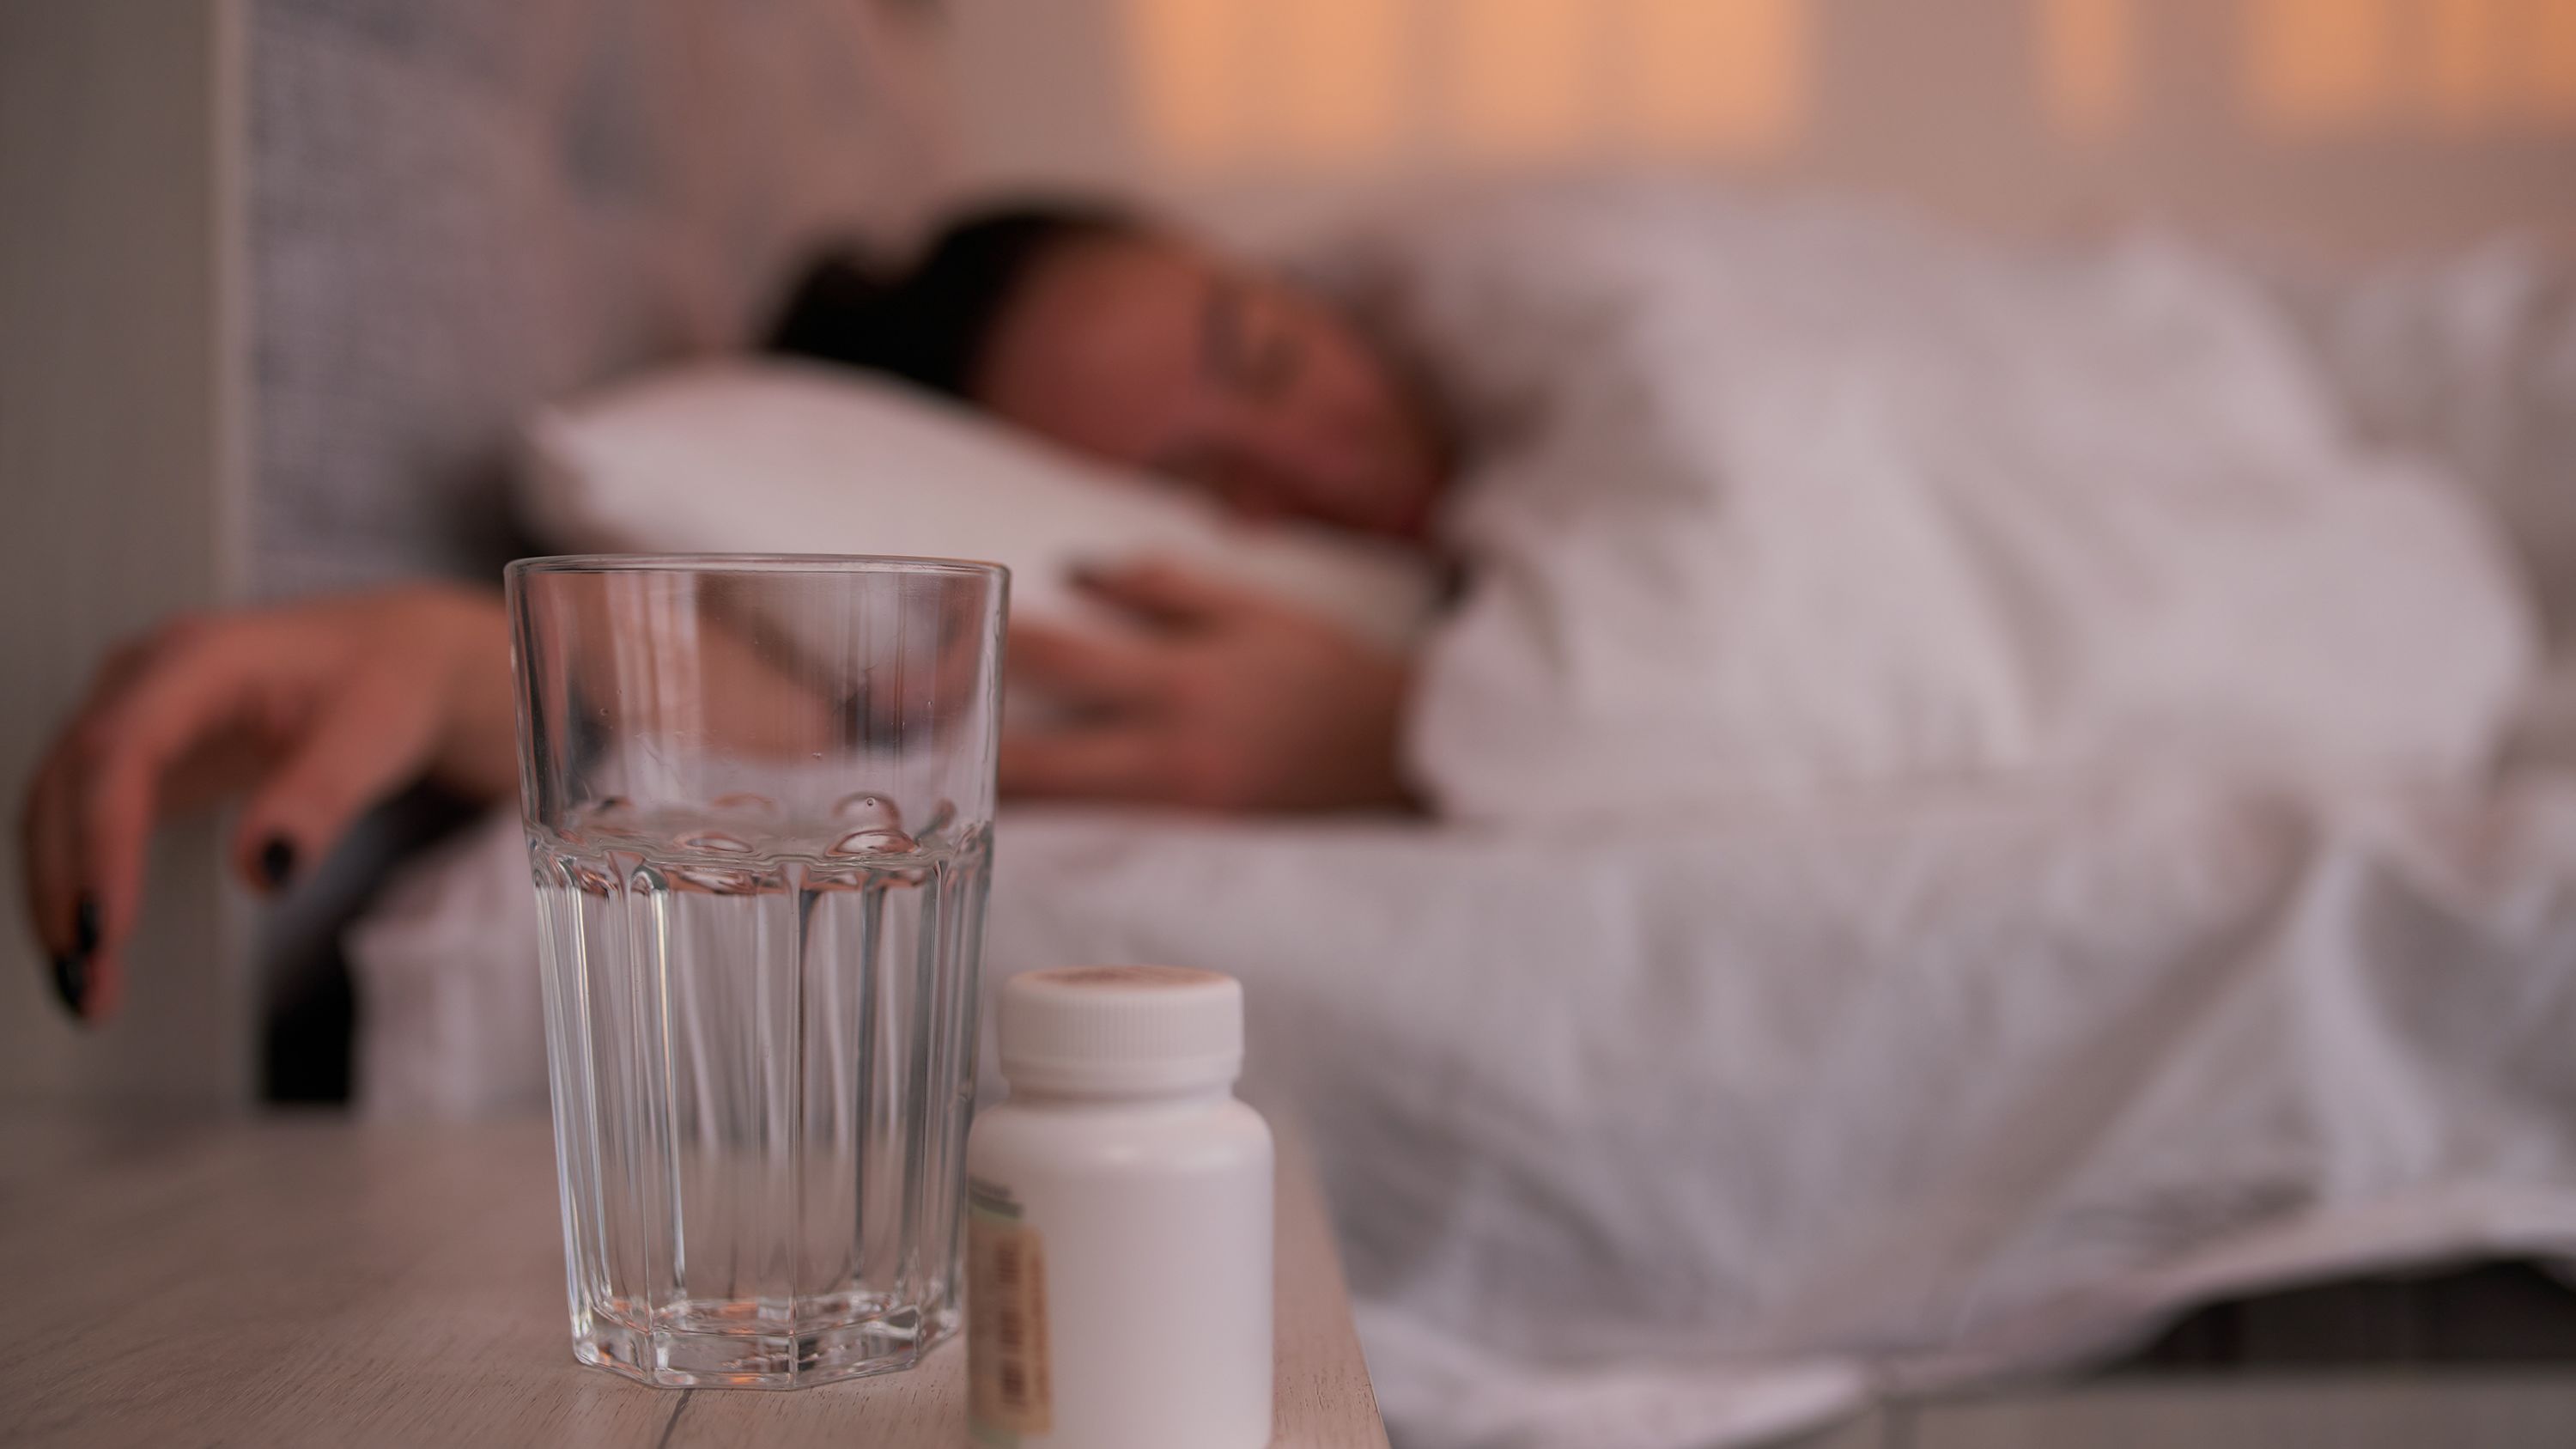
[506,552,1009,581]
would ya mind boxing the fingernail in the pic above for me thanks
[52,953,88,1020]
[258,837,297,890]
[74,896,100,958]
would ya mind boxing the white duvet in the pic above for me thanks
[355,770,2576,1449]
[350,188,2576,1449]
[1328,184,2537,818]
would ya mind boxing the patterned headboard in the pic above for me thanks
[248,0,951,595]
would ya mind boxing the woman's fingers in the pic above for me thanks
[1070,559,1269,629]
[999,726,1175,802]
[68,626,275,1019]
[1007,620,1172,710]
[21,629,174,963]
[18,740,88,1006]
[230,665,440,892]
[16,585,519,1024]
[16,628,179,1020]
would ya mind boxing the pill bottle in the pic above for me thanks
[965,965,1273,1449]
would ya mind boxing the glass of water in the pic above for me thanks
[506,554,1006,1388]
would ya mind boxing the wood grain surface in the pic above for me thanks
[0,1110,1387,1447]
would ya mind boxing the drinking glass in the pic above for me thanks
[507,554,1006,1388]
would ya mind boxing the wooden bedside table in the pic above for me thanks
[0,1111,1388,1447]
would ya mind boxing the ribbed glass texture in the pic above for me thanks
[507,555,1005,1388]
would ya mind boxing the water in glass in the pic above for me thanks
[531,796,991,1388]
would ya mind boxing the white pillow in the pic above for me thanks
[520,360,1439,648]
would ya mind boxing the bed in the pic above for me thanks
[352,723,2576,1448]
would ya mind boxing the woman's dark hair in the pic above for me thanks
[766,203,1139,398]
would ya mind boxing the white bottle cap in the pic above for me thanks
[996,966,1245,1097]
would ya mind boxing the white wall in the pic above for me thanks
[0,0,253,1105]
[939,0,2576,257]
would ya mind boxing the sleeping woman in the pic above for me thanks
[17,187,2540,1021]
[16,202,1462,1021]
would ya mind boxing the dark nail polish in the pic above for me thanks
[52,953,88,1020]
[73,896,100,957]
[258,837,297,890]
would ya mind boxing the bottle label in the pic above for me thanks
[968,1176,1052,1445]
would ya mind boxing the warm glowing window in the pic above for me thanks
[1270,0,1412,165]
[2523,0,2576,119]
[1125,0,1250,167]
[1123,0,1419,168]
[1121,0,1814,171]
[2245,0,2576,132]
[2246,0,2397,131]
[2424,0,2514,125]
[2037,0,2139,138]
[1120,0,2576,172]
[1616,0,1811,155]
[1437,0,1595,162]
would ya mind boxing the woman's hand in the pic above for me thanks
[18,584,515,1022]
[1003,562,1415,813]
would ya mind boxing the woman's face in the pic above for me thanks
[970,234,1448,541]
